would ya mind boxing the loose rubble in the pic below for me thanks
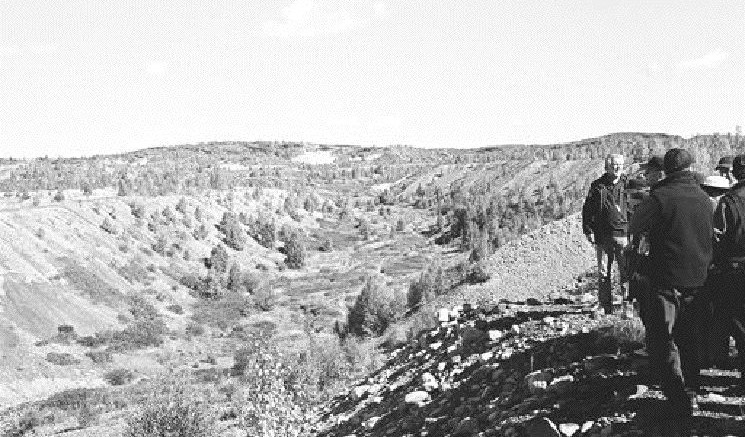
[316,300,745,437]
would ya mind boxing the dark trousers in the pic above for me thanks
[646,287,706,416]
[719,269,745,374]
[704,270,731,367]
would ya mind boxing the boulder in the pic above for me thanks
[352,385,370,400]
[404,390,430,405]
[558,423,579,437]
[422,372,438,391]
[525,417,561,437]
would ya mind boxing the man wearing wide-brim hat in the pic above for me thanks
[701,175,731,211]
[713,155,745,391]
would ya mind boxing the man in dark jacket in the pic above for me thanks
[713,155,745,381]
[582,154,629,314]
[629,148,713,422]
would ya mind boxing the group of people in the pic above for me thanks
[582,149,745,424]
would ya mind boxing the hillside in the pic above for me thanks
[0,133,743,436]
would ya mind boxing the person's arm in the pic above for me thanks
[582,185,598,243]
[713,198,731,265]
[628,194,660,237]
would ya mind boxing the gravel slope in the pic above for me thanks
[442,212,597,306]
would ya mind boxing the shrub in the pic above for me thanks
[117,258,151,284]
[247,216,276,249]
[85,350,113,364]
[0,410,39,437]
[207,244,228,273]
[53,190,65,202]
[100,217,117,235]
[185,323,205,337]
[130,202,146,219]
[218,212,246,251]
[226,264,242,292]
[283,232,306,269]
[152,236,168,256]
[124,383,214,437]
[466,261,490,284]
[193,223,209,240]
[175,197,188,214]
[166,304,184,315]
[35,227,45,239]
[407,264,445,310]
[347,276,404,337]
[253,282,276,311]
[46,352,80,366]
[104,368,135,386]
[319,238,333,252]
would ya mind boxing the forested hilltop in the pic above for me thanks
[0,131,742,437]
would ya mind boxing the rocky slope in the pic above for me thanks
[317,215,745,437]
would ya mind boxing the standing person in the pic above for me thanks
[626,156,665,330]
[716,156,736,185]
[700,175,731,368]
[582,154,629,314]
[629,148,713,424]
[713,155,745,381]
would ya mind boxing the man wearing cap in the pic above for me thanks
[717,156,735,185]
[629,148,713,423]
[713,155,745,383]
[582,154,629,314]
[625,156,665,330]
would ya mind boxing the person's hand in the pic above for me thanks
[585,233,594,245]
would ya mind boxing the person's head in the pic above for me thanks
[663,148,694,174]
[701,175,730,210]
[732,155,745,182]
[643,156,664,185]
[604,154,625,178]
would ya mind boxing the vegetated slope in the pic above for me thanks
[317,216,745,437]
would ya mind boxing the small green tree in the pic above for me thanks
[227,263,242,292]
[208,244,228,274]
[284,232,306,269]
[347,276,401,337]
[218,212,246,251]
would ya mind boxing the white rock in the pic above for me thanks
[437,308,450,322]
[404,391,430,404]
[437,362,447,371]
[352,385,370,400]
[480,352,494,361]
[422,372,438,391]
[430,342,442,350]
[559,423,580,437]
[488,329,503,341]
[581,421,594,433]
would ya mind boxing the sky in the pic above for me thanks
[0,0,743,158]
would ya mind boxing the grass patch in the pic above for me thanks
[59,257,121,305]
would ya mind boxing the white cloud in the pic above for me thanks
[145,61,167,76]
[262,0,385,38]
[677,48,729,70]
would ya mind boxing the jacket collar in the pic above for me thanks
[652,170,699,190]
